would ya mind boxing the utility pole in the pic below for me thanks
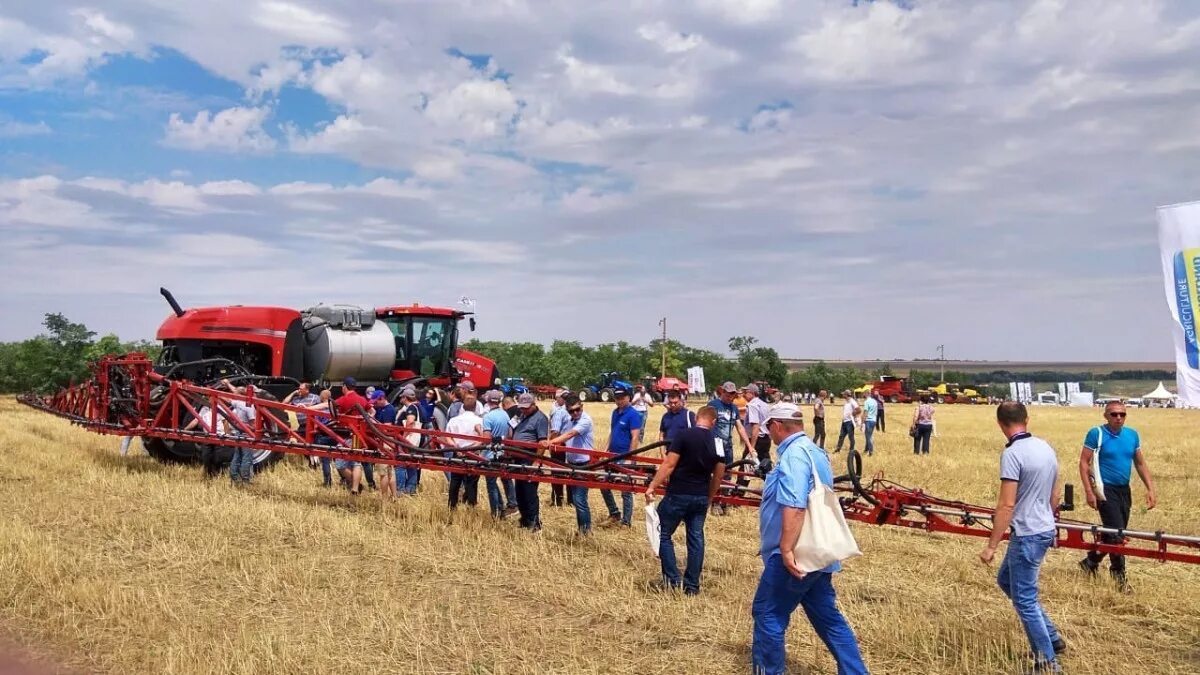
[937,344,945,382]
[659,317,667,378]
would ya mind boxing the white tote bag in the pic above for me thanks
[792,446,862,572]
[1090,426,1106,502]
[645,501,661,558]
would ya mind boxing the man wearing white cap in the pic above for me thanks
[752,403,866,675]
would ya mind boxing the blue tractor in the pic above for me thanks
[496,376,530,397]
[577,371,634,403]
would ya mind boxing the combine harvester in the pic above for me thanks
[15,291,1200,566]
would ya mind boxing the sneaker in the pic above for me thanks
[503,505,520,518]
[1053,638,1067,655]
[1022,660,1061,674]
[1078,559,1098,577]
[601,514,623,527]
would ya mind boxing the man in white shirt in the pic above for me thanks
[834,390,860,454]
[444,390,484,509]
[632,384,655,431]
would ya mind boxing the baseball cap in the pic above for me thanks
[555,388,570,398]
[743,383,760,395]
[613,388,631,398]
[720,381,737,393]
[457,381,476,392]
[517,392,536,407]
[766,403,804,421]
[484,389,503,404]
[400,385,417,399]
[342,376,357,387]
[369,389,386,401]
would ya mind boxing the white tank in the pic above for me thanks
[301,305,397,382]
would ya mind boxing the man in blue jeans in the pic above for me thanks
[541,394,594,535]
[600,388,642,527]
[481,390,519,517]
[644,405,724,595]
[980,402,1065,673]
[753,403,867,675]
[862,393,878,457]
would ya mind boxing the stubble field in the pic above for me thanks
[0,397,1197,674]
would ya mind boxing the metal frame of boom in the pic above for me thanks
[17,354,1200,565]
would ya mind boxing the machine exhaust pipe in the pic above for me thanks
[160,287,185,317]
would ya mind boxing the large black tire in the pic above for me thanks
[600,388,614,402]
[142,437,197,464]
[578,388,591,402]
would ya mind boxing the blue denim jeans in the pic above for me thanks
[396,466,420,494]
[657,493,709,593]
[601,489,634,525]
[229,446,254,483]
[997,530,1062,666]
[570,483,592,534]
[486,476,518,515]
[835,421,855,452]
[863,421,876,456]
[751,556,867,675]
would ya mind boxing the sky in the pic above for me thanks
[2,0,1199,362]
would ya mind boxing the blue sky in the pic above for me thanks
[3,0,1200,361]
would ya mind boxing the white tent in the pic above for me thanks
[1143,382,1176,400]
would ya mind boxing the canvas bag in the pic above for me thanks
[1090,426,1107,502]
[644,501,661,557]
[792,444,862,572]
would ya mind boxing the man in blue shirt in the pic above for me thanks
[541,394,594,535]
[707,381,751,515]
[753,403,866,675]
[658,390,696,446]
[481,390,519,518]
[548,388,572,507]
[1078,401,1158,592]
[600,388,642,527]
[862,394,878,457]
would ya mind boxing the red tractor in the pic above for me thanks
[143,288,497,465]
[855,376,914,403]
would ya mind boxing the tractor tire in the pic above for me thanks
[889,395,899,404]
[600,388,615,403]
[578,389,591,402]
[142,437,197,464]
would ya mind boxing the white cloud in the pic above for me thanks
[0,119,51,137]
[164,106,276,153]
[557,46,634,95]
[638,22,703,54]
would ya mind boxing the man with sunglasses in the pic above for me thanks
[541,394,594,535]
[1078,401,1158,592]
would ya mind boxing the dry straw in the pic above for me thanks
[1,399,1197,674]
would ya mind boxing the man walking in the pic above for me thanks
[752,403,867,675]
[812,390,827,449]
[511,393,549,531]
[1078,401,1157,592]
[644,406,725,595]
[707,381,752,514]
[600,388,642,527]
[862,393,878,457]
[979,402,1064,673]
[834,390,860,454]
[542,394,595,535]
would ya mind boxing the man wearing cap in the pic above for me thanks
[481,390,520,518]
[370,390,399,498]
[753,403,867,675]
[741,383,773,486]
[600,388,642,527]
[644,405,725,595]
[395,386,424,495]
[541,394,594,535]
[548,389,573,507]
[707,382,753,515]
[511,393,550,531]
[834,390,861,454]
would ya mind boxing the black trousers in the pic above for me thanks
[913,424,932,454]
[550,450,567,505]
[449,473,479,509]
[836,421,855,452]
[812,418,826,448]
[737,435,774,487]
[877,407,886,432]
[1086,484,1132,573]
[514,459,541,528]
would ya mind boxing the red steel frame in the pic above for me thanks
[17,354,1200,565]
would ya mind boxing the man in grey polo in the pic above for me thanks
[742,383,773,485]
[979,401,1065,673]
[511,393,549,531]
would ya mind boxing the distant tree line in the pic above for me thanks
[0,314,160,394]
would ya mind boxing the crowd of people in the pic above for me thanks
[165,376,1160,675]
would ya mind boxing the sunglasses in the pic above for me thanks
[568,407,583,414]
[1107,412,1126,418]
